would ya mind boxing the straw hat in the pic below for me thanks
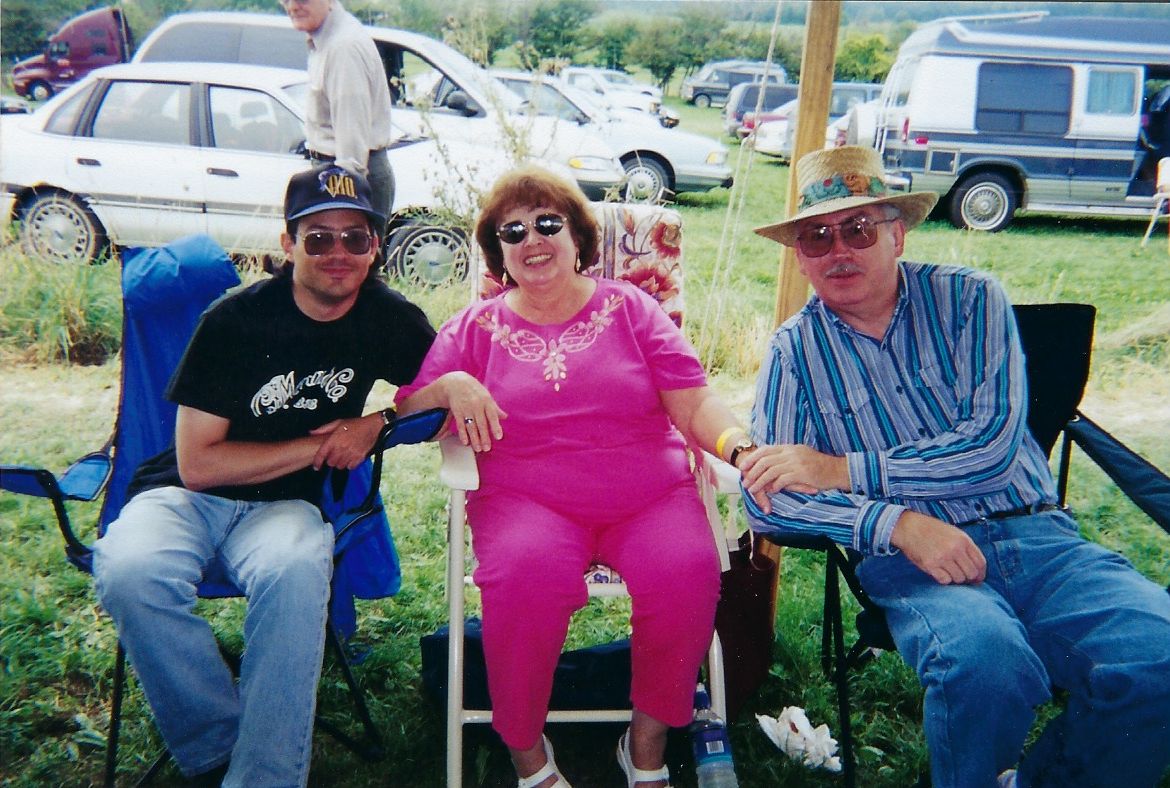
[755,146,938,246]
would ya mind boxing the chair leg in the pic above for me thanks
[1142,195,1167,247]
[447,491,469,788]
[105,643,127,788]
[824,551,857,788]
[316,622,385,762]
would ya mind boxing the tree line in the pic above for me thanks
[12,0,1165,93]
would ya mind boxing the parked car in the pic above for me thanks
[723,82,799,138]
[749,99,799,157]
[879,12,1170,231]
[133,12,627,201]
[750,82,883,159]
[491,69,732,202]
[681,60,786,108]
[558,65,677,127]
[826,98,881,149]
[0,62,556,284]
[10,6,133,101]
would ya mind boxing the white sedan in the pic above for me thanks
[492,69,732,203]
[0,61,528,284]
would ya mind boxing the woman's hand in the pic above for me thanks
[739,444,843,512]
[441,371,507,452]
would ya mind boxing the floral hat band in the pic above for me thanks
[755,146,939,247]
[799,171,888,211]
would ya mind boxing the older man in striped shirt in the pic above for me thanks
[740,146,1170,788]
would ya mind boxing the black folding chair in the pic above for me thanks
[760,303,1170,787]
[0,235,446,785]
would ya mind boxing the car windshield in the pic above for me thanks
[421,41,523,112]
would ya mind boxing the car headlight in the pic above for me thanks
[706,150,727,165]
[568,155,616,172]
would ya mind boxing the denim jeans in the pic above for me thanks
[93,486,334,787]
[857,509,1170,788]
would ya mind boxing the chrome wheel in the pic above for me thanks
[385,223,469,287]
[622,156,669,203]
[949,173,1016,232]
[21,192,104,262]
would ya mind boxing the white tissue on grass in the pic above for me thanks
[757,707,843,773]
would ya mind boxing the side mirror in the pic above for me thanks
[445,90,481,117]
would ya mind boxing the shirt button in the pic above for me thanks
[896,385,904,393]
[918,428,927,436]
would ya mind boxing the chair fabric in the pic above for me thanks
[756,302,1170,787]
[445,201,734,787]
[1140,157,1170,247]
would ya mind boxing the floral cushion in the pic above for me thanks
[478,202,685,326]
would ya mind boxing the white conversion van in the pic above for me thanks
[878,12,1170,231]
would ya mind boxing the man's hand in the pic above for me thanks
[739,444,848,513]
[890,510,986,585]
[310,414,383,471]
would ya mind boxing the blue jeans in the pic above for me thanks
[857,509,1170,788]
[93,486,334,787]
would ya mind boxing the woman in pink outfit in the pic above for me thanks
[396,165,758,788]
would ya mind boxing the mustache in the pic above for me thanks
[824,261,862,277]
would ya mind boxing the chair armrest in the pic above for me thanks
[439,436,480,491]
[703,451,742,494]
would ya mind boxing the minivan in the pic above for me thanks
[879,12,1170,232]
[722,82,800,137]
[681,60,786,108]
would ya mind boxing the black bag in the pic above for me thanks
[420,617,633,712]
[714,531,777,720]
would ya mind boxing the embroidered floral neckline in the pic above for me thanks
[475,292,625,391]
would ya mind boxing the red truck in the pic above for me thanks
[10,6,133,101]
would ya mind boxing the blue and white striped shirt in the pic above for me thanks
[745,262,1057,555]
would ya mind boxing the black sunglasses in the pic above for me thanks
[796,215,896,258]
[496,213,566,245]
[300,229,374,256]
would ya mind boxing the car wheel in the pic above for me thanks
[384,221,469,287]
[948,172,1017,232]
[694,94,712,109]
[20,191,107,263]
[622,155,670,203]
[29,81,53,102]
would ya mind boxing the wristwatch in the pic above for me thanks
[379,407,396,428]
[728,438,757,468]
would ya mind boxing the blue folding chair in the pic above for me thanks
[0,234,446,785]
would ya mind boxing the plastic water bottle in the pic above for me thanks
[690,683,739,788]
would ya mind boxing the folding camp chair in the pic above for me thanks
[758,302,1170,787]
[438,203,741,787]
[0,234,446,786]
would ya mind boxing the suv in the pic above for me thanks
[681,60,786,108]
[723,82,799,137]
[133,12,625,200]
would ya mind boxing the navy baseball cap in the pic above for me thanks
[284,164,386,226]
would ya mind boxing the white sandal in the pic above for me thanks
[616,729,672,788]
[517,734,572,788]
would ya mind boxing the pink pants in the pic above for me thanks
[467,481,721,750]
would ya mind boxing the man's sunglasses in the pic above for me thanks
[496,213,566,245]
[796,215,896,258]
[300,229,374,256]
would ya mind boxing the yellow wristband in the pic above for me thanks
[715,427,742,460]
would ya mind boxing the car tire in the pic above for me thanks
[29,80,53,102]
[20,191,107,263]
[694,93,711,109]
[384,220,469,287]
[948,172,1017,232]
[622,155,671,203]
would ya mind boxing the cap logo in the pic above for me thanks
[799,171,887,211]
[320,168,357,200]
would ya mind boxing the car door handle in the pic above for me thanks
[207,167,239,177]
[76,158,100,166]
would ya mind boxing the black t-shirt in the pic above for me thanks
[127,272,435,503]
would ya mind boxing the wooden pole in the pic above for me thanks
[757,0,843,616]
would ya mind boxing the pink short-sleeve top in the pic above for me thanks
[396,279,707,510]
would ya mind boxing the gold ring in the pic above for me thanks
[464,417,475,424]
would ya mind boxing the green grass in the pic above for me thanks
[2,148,1169,786]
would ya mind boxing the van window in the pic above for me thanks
[892,59,919,107]
[238,27,308,69]
[139,23,242,63]
[976,63,1071,135]
[1086,69,1136,115]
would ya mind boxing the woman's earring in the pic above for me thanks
[501,269,511,285]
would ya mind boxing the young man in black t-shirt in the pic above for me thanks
[93,165,435,787]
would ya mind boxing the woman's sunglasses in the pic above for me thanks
[796,215,896,258]
[300,229,374,256]
[496,213,566,245]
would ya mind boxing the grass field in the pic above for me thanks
[2,99,1170,786]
